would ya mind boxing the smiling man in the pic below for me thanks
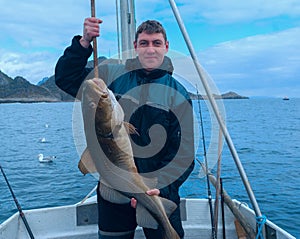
[134,22,169,71]
[55,19,195,239]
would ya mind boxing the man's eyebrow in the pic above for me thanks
[138,39,163,43]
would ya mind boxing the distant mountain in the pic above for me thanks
[0,56,248,103]
[36,56,112,102]
[0,71,59,103]
[37,77,49,86]
[0,57,111,103]
[39,75,75,102]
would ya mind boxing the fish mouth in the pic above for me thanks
[85,78,109,98]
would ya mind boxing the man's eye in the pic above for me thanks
[139,41,148,46]
[153,41,163,46]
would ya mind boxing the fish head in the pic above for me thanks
[81,78,115,138]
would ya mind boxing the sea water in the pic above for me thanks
[0,99,299,237]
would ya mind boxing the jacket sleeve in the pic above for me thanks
[55,35,93,98]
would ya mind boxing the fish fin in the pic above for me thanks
[99,182,130,204]
[123,122,139,135]
[78,148,97,175]
[136,203,158,229]
[159,197,178,217]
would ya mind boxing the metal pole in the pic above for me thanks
[115,0,121,63]
[220,178,226,239]
[0,165,35,239]
[128,0,136,48]
[119,0,136,60]
[120,0,130,60]
[168,0,262,217]
[214,128,223,237]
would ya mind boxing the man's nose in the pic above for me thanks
[145,46,156,53]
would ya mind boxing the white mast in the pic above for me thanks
[118,0,136,62]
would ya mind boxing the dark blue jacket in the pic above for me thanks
[55,35,195,205]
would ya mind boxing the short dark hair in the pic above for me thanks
[135,20,167,42]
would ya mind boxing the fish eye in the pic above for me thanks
[88,101,97,109]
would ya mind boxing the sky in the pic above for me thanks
[1,0,300,97]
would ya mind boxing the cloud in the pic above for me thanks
[0,49,58,83]
[198,28,300,97]
[0,1,118,49]
[1,0,300,97]
[0,1,119,83]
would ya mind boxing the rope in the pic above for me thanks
[255,215,267,239]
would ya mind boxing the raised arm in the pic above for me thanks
[55,18,102,98]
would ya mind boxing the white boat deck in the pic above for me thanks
[0,197,296,239]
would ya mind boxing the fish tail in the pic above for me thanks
[163,226,180,239]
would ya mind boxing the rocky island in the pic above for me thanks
[0,71,73,103]
[0,58,248,103]
[188,91,249,100]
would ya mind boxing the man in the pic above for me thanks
[55,18,194,239]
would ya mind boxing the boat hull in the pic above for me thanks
[0,197,295,239]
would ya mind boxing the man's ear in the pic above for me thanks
[134,41,137,49]
[165,41,169,52]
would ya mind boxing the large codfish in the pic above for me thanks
[78,78,180,239]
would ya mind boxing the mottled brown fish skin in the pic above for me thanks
[80,78,180,239]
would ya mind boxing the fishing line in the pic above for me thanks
[195,85,216,239]
[0,165,35,239]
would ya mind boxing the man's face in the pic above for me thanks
[134,32,169,71]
